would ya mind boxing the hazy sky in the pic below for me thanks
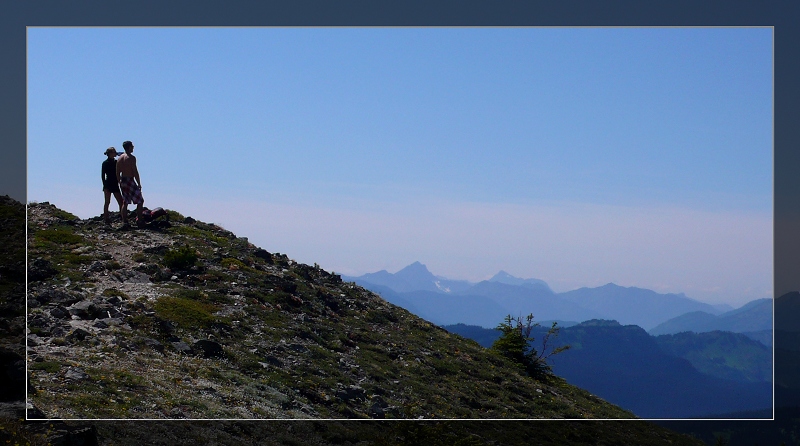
[27,27,772,307]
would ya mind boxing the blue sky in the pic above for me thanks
[27,27,773,306]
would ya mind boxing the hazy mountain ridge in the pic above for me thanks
[347,262,743,330]
[648,298,772,336]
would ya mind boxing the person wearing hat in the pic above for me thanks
[102,147,123,225]
[116,140,145,227]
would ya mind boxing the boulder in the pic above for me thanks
[171,341,193,354]
[50,306,71,320]
[37,289,82,306]
[68,301,99,319]
[336,385,366,402]
[192,340,224,358]
[27,402,47,419]
[28,258,58,282]
[64,367,89,381]
[142,338,165,353]
[87,261,106,272]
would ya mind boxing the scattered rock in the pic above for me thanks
[171,341,193,354]
[143,244,170,254]
[87,261,106,272]
[288,343,309,353]
[50,306,71,320]
[192,340,224,358]
[262,355,283,367]
[37,289,82,306]
[142,338,165,353]
[66,328,91,343]
[111,269,151,284]
[336,385,366,402]
[93,319,109,329]
[65,367,90,381]
[27,334,44,346]
[27,402,47,419]
[28,258,58,282]
[254,248,273,263]
[369,402,386,419]
[68,301,98,319]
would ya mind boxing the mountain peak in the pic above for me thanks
[397,261,429,272]
[488,271,552,293]
[395,261,436,280]
[490,270,515,280]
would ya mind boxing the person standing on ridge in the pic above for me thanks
[116,140,145,227]
[101,147,123,225]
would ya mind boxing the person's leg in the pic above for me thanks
[121,202,129,224]
[103,190,111,223]
[113,191,123,216]
[136,202,145,227]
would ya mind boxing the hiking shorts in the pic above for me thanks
[119,176,144,205]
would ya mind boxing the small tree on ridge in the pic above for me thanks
[490,313,570,379]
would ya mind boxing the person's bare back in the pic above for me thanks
[116,152,139,184]
[116,140,144,226]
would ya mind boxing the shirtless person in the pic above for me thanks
[116,140,145,227]
[102,147,123,225]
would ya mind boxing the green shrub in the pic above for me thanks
[154,296,216,329]
[163,245,198,270]
[166,209,184,221]
[62,253,93,264]
[173,288,231,305]
[221,257,247,270]
[52,209,79,221]
[35,228,82,245]
[31,361,61,373]
[102,288,130,299]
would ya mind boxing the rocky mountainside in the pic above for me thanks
[0,197,710,444]
[25,201,639,420]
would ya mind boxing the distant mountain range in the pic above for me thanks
[344,262,759,331]
[444,320,772,418]
[649,298,773,336]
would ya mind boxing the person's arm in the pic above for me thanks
[116,158,123,183]
[132,158,141,188]
[102,163,106,185]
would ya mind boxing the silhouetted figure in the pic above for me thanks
[116,140,145,227]
[102,147,123,225]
